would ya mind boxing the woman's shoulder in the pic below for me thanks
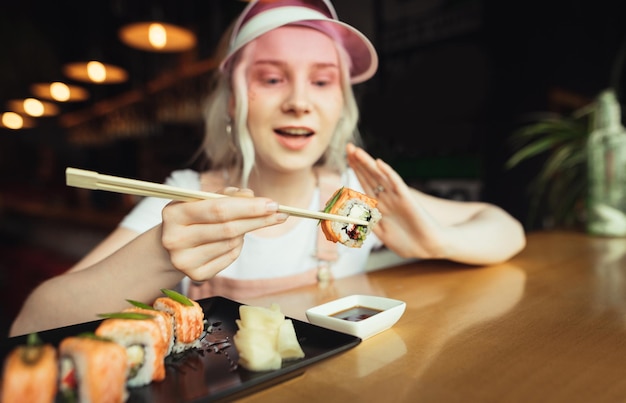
[342,168,364,192]
[165,169,201,190]
[317,167,362,191]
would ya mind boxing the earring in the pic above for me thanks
[226,118,237,152]
[226,119,232,136]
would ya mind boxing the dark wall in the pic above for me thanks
[481,0,626,228]
[353,0,626,228]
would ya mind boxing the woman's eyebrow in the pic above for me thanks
[250,60,339,70]
[250,59,285,68]
[311,62,340,70]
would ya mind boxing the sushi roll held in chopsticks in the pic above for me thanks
[95,312,168,388]
[153,289,205,354]
[58,334,129,403]
[321,187,382,248]
[1,333,58,403]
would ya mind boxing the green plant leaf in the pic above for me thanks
[539,143,579,180]
[505,108,591,230]
[506,134,572,169]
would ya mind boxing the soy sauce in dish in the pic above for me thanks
[331,306,382,322]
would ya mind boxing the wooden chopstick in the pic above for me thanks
[66,167,370,226]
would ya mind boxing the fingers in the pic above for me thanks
[164,195,281,225]
[160,195,288,281]
[346,143,398,198]
[223,186,255,198]
[163,210,287,250]
[162,197,287,245]
[168,236,245,280]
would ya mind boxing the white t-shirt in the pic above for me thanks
[120,169,382,283]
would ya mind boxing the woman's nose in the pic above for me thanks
[281,84,311,115]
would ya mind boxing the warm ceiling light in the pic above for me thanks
[1,112,36,129]
[7,98,60,117]
[50,82,70,101]
[119,21,197,52]
[23,98,44,116]
[63,61,128,84]
[88,61,106,82]
[31,82,90,102]
[149,23,167,48]
[2,112,24,129]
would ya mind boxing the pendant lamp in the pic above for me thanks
[119,21,196,52]
[31,82,90,102]
[62,60,128,84]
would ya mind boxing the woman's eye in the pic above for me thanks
[263,76,282,85]
[312,72,337,87]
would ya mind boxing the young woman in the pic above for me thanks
[10,0,525,336]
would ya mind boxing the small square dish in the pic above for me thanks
[305,295,406,340]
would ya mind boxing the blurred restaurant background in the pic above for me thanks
[1,0,625,330]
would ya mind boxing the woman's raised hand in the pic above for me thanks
[160,187,288,281]
[346,143,453,260]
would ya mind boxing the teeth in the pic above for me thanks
[277,128,311,136]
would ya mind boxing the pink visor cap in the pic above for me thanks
[219,0,378,84]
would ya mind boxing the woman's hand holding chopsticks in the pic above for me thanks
[161,187,288,281]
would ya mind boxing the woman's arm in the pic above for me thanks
[10,194,288,336]
[346,144,526,265]
[10,226,180,336]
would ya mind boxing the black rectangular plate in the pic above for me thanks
[1,296,361,402]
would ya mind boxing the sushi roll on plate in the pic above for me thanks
[95,312,168,387]
[58,334,128,403]
[321,187,382,248]
[124,302,175,356]
[1,333,58,403]
[153,289,205,354]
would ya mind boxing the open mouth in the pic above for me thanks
[274,128,314,150]
[274,128,314,137]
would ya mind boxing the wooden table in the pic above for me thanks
[238,231,626,402]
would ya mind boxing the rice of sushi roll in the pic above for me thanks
[95,313,168,388]
[58,335,128,402]
[153,289,204,354]
[1,334,58,403]
[123,305,175,356]
[321,187,382,248]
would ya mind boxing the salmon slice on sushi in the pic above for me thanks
[1,333,58,403]
[124,301,175,356]
[153,289,205,354]
[321,187,382,248]
[95,312,168,388]
[58,335,128,403]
